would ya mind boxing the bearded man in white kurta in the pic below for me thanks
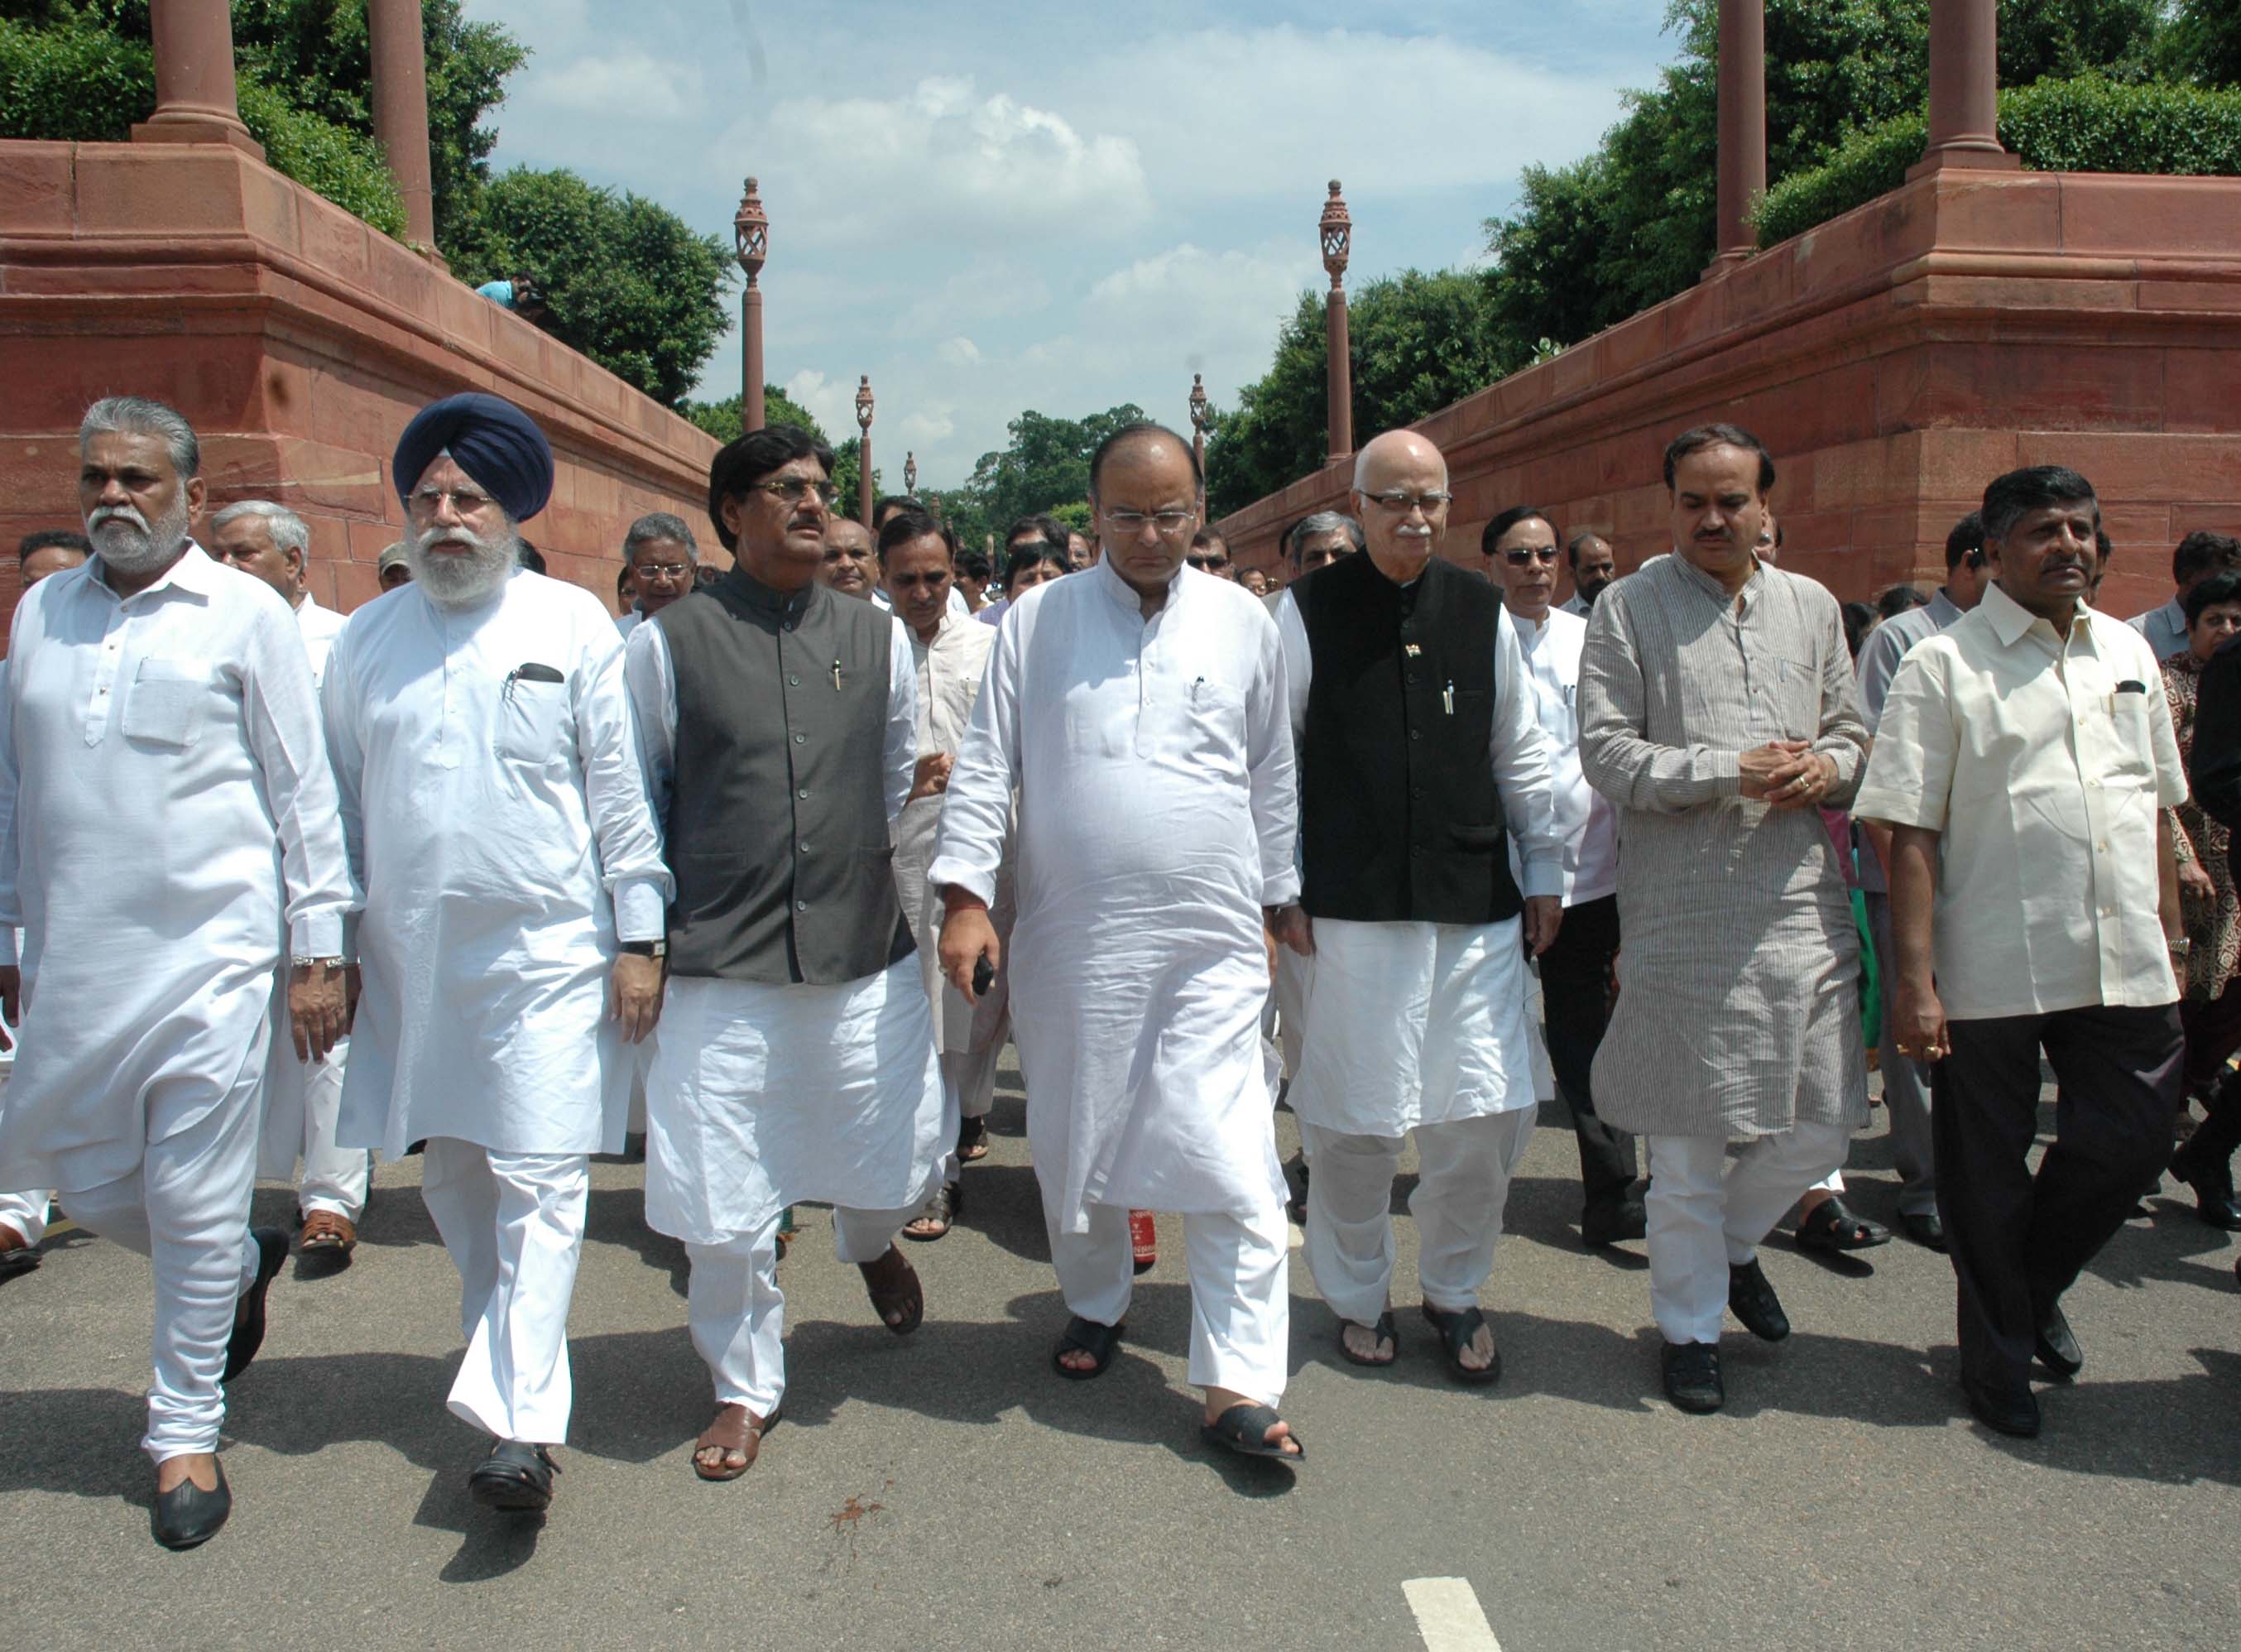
[0,397,351,1550]
[626,424,947,1484]
[933,423,1304,1466]
[881,508,1009,1244]
[324,394,670,1513]
[208,499,368,1264]
[1274,432,1563,1387]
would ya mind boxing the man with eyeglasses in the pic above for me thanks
[624,423,946,1484]
[1559,533,1616,616]
[616,512,698,636]
[1188,529,1236,581]
[324,391,672,1514]
[1845,510,1993,1253]
[932,422,1304,1466]
[1272,431,1562,1389]
[1481,507,1642,1251]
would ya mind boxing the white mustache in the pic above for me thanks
[89,503,150,533]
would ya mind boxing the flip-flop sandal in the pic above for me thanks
[902,1182,961,1243]
[1797,1197,1892,1252]
[1337,1310,1399,1366]
[1420,1303,1503,1386]
[692,1404,778,1482]
[857,1246,924,1334]
[1200,1401,1303,1464]
[1050,1314,1125,1380]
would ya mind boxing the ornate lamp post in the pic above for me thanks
[734,178,769,433]
[1319,180,1354,464]
[855,375,876,529]
[904,452,918,495]
[1188,372,1210,483]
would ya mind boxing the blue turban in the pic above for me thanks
[391,392,554,523]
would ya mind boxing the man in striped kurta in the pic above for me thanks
[1578,425,1870,1416]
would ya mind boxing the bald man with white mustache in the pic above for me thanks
[1272,430,1562,1386]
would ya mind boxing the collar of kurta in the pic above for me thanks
[1979,579,2087,651]
[719,561,817,626]
[1928,588,1966,627]
[1091,550,1184,616]
[89,540,220,605]
[1668,549,1766,607]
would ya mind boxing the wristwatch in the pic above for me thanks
[293,955,345,971]
[619,939,667,958]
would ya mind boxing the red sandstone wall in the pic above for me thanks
[0,141,719,624]
[1217,169,2241,623]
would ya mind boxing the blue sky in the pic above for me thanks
[465,0,1677,487]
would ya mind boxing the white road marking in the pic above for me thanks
[1404,1577,1504,1652]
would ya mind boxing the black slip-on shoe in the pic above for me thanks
[1581,1197,1648,1248]
[1726,1258,1791,1342]
[1961,1375,2040,1438]
[2033,1303,2083,1378]
[223,1227,290,1382]
[1661,1340,1723,1414]
[151,1459,232,1550]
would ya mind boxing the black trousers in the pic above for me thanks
[1934,1001,2181,1388]
[1536,894,1639,1209]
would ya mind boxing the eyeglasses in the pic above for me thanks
[750,478,842,509]
[408,485,499,519]
[1101,508,1196,537]
[1361,490,1452,515]
[633,561,693,582]
[1501,546,1560,567]
[1187,554,1230,570]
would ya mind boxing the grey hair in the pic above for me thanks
[622,511,698,564]
[1285,510,1365,564]
[80,396,200,479]
[209,500,311,565]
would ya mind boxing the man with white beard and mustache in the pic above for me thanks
[0,396,352,1548]
[321,392,670,1513]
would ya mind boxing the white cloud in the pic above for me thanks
[520,51,703,119]
[935,336,982,367]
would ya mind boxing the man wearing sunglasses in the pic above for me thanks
[624,423,946,1484]
[1847,510,1993,1253]
[1188,529,1236,580]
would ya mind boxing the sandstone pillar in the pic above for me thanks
[367,0,440,252]
[1913,0,2018,175]
[1319,181,1354,465]
[133,0,263,158]
[1707,0,1764,272]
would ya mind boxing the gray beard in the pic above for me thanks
[407,522,519,607]
[85,497,191,579]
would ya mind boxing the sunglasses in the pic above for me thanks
[1501,546,1560,567]
[1187,554,1230,570]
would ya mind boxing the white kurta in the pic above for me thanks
[892,614,1012,1054]
[625,612,946,1244]
[928,559,1299,1234]
[1274,595,1565,1137]
[0,547,351,1191]
[323,571,669,1160]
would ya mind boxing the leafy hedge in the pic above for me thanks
[0,19,404,238]
[1756,74,2241,247]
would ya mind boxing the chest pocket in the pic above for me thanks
[497,676,569,766]
[2105,690,2157,790]
[121,656,209,749]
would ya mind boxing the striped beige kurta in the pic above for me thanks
[1578,554,1871,1139]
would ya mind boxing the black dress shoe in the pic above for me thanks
[1960,1374,2040,1438]
[151,1459,232,1549]
[468,1440,559,1511]
[223,1227,290,1383]
[2033,1303,2083,1377]
[1581,1197,1648,1247]
[1900,1210,1947,1251]
[2170,1155,2241,1230]
[1661,1341,1724,1414]
[1726,1258,1791,1342]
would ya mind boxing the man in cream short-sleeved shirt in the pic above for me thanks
[1857,463,2188,1443]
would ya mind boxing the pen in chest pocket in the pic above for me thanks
[833,658,843,692]
[1443,680,1455,715]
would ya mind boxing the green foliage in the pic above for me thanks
[0,13,402,235]
[1757,75,2241,246]
[679,387,825,444]
[1206,271,1516,517]
[936,405,1148,555]
[2162,0,2241,88]
[446,167,734,407]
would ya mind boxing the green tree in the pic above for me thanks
[940,404,1149,554]
[679,387,824,443]
[1206,271,1515,516]
[446,167,734,406]
[2163,0,2241,87]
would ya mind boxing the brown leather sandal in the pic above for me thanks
[691,1404,775,1482]
[298,1210,358,1256]
[858,1245,924,1334]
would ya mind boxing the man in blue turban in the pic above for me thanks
[328,391,672,1514]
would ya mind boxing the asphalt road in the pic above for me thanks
[4,1054,2239,1650]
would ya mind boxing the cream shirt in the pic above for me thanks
[1855,581,2187,1020]
[1509,605,1617,905]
